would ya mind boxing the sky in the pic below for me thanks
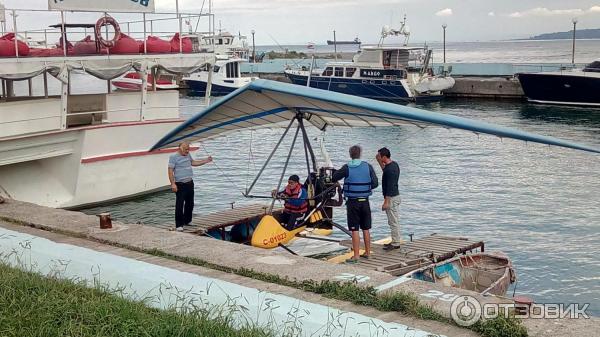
[2,0,600,44]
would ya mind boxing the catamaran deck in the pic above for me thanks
[339,234,485,276]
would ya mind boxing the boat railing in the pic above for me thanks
[0,7,216,57]
[0,95,208,139]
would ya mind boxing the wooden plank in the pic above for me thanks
[189,204,281,230]
[419,237,481,250]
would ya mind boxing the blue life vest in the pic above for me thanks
[343,161,373,198]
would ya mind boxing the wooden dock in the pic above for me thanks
[157,204,282,236]
[340,234,485,276]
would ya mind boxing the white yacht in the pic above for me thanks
[0,6,214,208]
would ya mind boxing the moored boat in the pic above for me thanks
[0,5,213,208]
[284,45,455,102]
[405,252,516,296]
[285,18,454,102]
[183,58,258,96]
[517,60,600,107]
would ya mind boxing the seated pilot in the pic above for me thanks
[271,175,308,230]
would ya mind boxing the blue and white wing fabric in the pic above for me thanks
[151,79,600,154]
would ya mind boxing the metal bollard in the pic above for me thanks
[98,213,112,229]
[513,295,534,315]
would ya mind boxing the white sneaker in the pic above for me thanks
[176,227,184,232]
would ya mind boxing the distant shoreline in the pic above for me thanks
[256,38,600,47]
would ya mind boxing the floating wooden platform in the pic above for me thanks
[157,203,282,236]
[339,234,485,276]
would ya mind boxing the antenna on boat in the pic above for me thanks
[379,14,411,46]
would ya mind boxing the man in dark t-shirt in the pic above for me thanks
[376,147,401,250]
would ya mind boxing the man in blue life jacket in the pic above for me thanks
[332,145,379,263]
[272,175,308,230]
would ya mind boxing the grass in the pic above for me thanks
[0,262,274,337]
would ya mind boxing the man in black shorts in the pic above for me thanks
[332,145,378,263]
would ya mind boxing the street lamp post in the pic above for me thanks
[333,30,337,61]
[251,29,256,63]
[571,18,577,65]
[442,24,447,64]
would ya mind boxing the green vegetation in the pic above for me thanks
[473,313,529,337]
[266,50,307,59]
[0,262,273,337]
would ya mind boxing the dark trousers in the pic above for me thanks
[276,211,304,230]
[175,181,194,227]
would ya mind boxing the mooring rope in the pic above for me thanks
[197,142,245,196]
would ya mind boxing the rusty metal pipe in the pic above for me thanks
[98,213,112,229]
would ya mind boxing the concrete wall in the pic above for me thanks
[444,77,525,99]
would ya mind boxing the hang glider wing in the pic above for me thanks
[151,79,600,154]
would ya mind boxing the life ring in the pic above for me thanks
[95,15,121,48]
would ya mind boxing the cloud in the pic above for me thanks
[508,6,600,18]
[488,12,495,17]
[435,8,453,17]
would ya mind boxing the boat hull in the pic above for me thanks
[185,80,241,96]
[285,73,413,102]
[405,252,516,296]
[517,72,600,107]
[0,121,182,209]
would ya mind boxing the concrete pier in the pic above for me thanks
[443,77,525,99]
[0,199,597,336]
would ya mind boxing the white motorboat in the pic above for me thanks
[183,57,258,96]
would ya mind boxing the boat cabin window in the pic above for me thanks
[382,50,409,69]
[334,67,344,77]
[322,67,334,76]
[345,67,356,77]
[383,51,392,69]
[213,65,220,73]
[225,62,240,78]
[218,38,223,45]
